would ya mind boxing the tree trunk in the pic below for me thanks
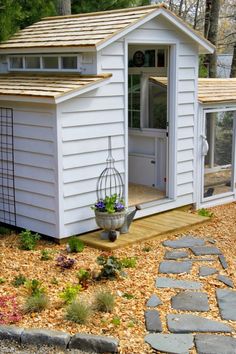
[58,0,71,16]
[204,0,212,38]
[204,0,220,78]
[193,0,200,29]
[230,43,236,78]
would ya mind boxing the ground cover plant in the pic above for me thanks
[0,203,235,353]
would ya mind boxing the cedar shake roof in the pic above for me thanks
[0,73,111,100]
[150,77,236,104]
[0,4,214,53]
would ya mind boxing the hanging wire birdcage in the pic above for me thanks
[96,136,124,201]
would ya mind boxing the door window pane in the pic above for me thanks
[149,81,167,129]
[204,111,234,198]
[157,49,165,67]
[61,56,77,69]
[128,74,141,128]
[43,56,58,69]
[25,56,40,69]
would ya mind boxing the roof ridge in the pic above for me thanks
[42,3,166,21]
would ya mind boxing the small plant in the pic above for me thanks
[67,236,84,253]
[12,274,26,287]
[56,254,76,270]
[23,292,49,313]
[96,253,123,279]
[111,316,121,326]
[142,246,151,252]
[24,279,44,296]
[19,229,41,250]
[120,257,137,268]
[0,278,5,284]
[94,290,115,313]
[66,299,92,324]
[77,268,91,289]
[0,295,22,324]
[59,284,82,304]
[122,293,134,300]
[198,208,214,218]
[51,277,59,285]
[0,226,12,235]
[92,194,125,214]
[40,249,53,261]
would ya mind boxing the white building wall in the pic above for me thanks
[0,101,59,236]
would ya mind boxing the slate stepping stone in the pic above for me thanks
[218,255,228,269]
[167,314,233,333]
[145,333,194,354]
[163,235,205,248]
[171,291,209,312]
[216,289,236,321]
[195,334,236,354]
[164,250,189,260]
[159,261,192,274]
[199,266,218,277]
[190,246,221,256]
[217,274,234,288]
[146,294,162,307]
[156,277,202,290]
[144,310,162,332]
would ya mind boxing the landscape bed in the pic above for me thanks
[0,202,235,354]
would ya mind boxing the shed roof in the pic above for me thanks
[0,4,214,54]
[150,77,236,104]
[0,73,111,103]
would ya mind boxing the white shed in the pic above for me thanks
[0,4,234,240]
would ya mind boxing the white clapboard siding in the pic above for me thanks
[3,103,59,237]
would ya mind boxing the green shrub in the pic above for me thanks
[19,229,41,250]
[66,299,92,324]
[94,290,115,313]
[198,208,214,218]
[51,277,59,285]
[12,274,26,287]
[111,316,121,326]
[0,278,6,284]
[23,293,49,313]
[24,279,44,296]
[96,254,123,279]
[120,257,137,268]
[122,293,134,300]
[77,268,91,289]
[0,226,12,235]
[59,284,82,304]
[67,236,84,253]
[40,249,53,261]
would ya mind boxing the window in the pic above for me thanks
[9,57,23,69]
[61,56,77,69]
[25,56,40,69]
[128,74,141,128]
[157,49,166,67]
[149,82,167,129]
[43,56,58,69]
[129,48,167,68]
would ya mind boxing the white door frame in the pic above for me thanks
[197,105,236,208]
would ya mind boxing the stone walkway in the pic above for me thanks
[144,235,236,354]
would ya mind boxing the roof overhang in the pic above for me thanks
[96,7,215,54]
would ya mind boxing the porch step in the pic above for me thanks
[79,210,210,250]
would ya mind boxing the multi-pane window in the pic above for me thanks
[128,74,141,128]
[9,55,79,71]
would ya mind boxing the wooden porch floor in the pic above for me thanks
[79,210,209,250]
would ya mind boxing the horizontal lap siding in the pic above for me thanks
[60,43,126,236]
[12,105,58,236]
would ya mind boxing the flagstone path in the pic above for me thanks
[144,235,236,354]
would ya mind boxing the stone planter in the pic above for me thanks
[95,210,126,231]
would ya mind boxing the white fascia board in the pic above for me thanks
[0,94,55,104]
[54,75,111,104]
[96,8,215,54]
[0,46,96,55]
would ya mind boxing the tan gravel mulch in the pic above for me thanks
[0,202,236,354]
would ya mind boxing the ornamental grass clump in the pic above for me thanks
[93,194,125,214]
[23,279,49,313]
[94,290,115,313]
[66,299,92,324]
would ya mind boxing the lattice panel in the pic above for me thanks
[0,107,16,225]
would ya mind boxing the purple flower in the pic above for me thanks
[115,202,124,212]
[95,201,105,211]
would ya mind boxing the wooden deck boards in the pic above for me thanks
[79,210,209,250]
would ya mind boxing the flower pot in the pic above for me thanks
[95,210,126,231]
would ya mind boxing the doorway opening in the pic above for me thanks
[127,45,169,206]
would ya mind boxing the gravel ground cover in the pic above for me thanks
[0,202,235,353]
